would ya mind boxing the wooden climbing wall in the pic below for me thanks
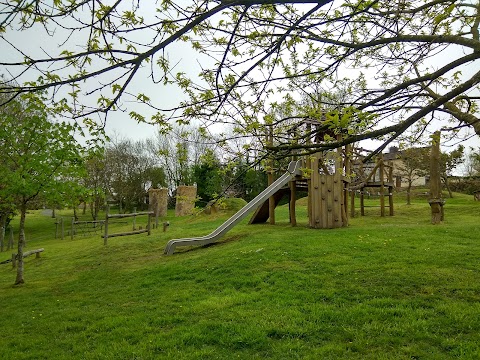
[308,152,345,229]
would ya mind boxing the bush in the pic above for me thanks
[449,176,480,195]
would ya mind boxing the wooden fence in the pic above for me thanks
[103,206,153,245]
[55,218,105,240]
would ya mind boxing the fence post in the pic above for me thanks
[147,213,151,236]
[71,217,75,240]
[132,207,136,231]
[104,205,109,246]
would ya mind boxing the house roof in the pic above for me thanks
[382,146,430,161]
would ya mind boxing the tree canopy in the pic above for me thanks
[0,0,478,157]
[0,91,83,284]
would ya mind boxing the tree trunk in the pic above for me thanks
[82,201,87,215]
[443,177,453,198]
[91,195,100,221]
[406,182,412,205]
[90,202,95,221]
[15,201,27,285]
[51,208,56,218]
[73,206,78,221]
[0,214,6,252]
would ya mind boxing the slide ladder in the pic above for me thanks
[164,160,303,255]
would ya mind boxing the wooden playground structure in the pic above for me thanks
[249,121,396,229]
[165,122,450,255]
[349,157,395,218]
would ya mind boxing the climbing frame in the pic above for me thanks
[308,151,347,229]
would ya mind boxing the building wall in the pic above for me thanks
[386,152,429,188]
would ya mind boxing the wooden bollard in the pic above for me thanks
[163,222,170,232]
[132,207,136,231]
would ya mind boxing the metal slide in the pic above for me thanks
[164,160,303,255]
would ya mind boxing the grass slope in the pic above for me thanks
[0,193,479,359]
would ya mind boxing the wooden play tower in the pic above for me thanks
[249,120,352,229]
[305,149,350,228]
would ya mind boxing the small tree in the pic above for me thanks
[395,147,430,205]
[192,149,223,205]
[0,92,83,285]
[82,150,108,221]
[439,145,464,198]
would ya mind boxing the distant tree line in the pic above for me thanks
[85,126,269,214]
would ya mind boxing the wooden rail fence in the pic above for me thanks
[55,218,105,240]
[1,248,45,268]
[103,206,153,245]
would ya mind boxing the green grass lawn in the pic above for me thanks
[1,193,479,359]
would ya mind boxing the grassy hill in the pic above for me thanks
[1,193,479,359]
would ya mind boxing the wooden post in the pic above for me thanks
[379,158,385,217]
[388,162,394,216]
[429,131,444,224]
[147,213,151,235]
[268,126,275,225]
[104,205,109,245]
[61,217,64,240]
[389,186,394,216]
[12,253,16,268]
[309,153,319,228]
[71,217,75,240]
[290,129,298,227]
[306,123,312,224]
[133,207,137,231]
[350,190,355,218]
[338,140,347,227]
[289,180,297,226]
[360,191,365,216]
[344,144,352,223]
